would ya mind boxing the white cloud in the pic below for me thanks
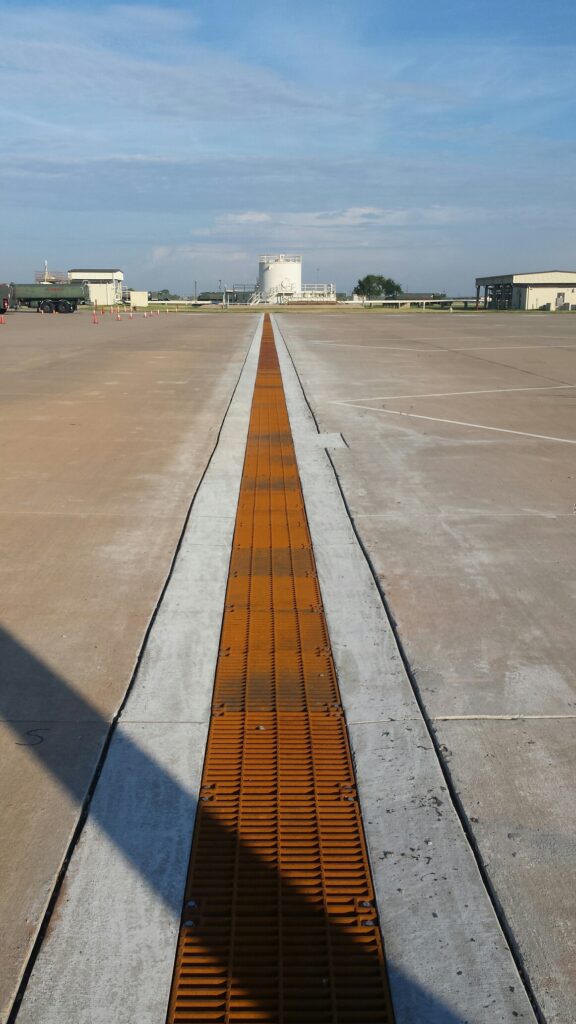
[151,244,251,265]
[211,205,492,236]
[223,212,273,224]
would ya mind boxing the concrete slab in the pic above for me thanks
[311,432,348,448]
[350,720,536,1024]
[273,317,537,1024]
[0,312,257,1022]
[348,511,575,718]
[435,718,576,1024]
[0,720,108,988]
[15,721,208,1024]
[0,512,198,720]
[276,310,576,1023]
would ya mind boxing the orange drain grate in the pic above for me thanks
[166,317,394,1023]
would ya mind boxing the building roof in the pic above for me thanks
[476,270,576,286]
[68,268,123,274]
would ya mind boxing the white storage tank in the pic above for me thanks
[258,254,302,302]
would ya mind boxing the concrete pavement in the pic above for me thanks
[0,310,257,1020]
[12,312,537,1024]
[276,310,576,1024]
[3,307,574,1023]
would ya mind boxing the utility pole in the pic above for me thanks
[194,280,197,301]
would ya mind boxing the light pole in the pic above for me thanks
[194,280,197,301]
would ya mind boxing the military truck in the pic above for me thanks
[9,281,90,313]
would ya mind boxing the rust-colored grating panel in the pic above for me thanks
[167,317,394,1023]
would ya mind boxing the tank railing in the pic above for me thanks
[248,282,336,304]
[258,254,302,264]
[260,283,297,300]
[247,284,296,304]
[34,270,68,284]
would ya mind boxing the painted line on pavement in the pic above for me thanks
[308,341,576,352]
[332,383,576,403]
[349,715,576,725]
[352,512,575,518]
[334,402,576,445]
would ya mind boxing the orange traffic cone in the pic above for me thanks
[0,313,5,325]
[92,310,99,325]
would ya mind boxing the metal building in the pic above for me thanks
[476,270,576,311]
[68,269,124,306]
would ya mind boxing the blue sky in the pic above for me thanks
[1,0,575,294]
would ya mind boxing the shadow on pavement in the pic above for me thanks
[0,624,468,1023]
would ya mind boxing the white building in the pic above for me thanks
[128,290,149,308]
[251,254,336,304]
[68,269,124,306]
[476,271,576,311]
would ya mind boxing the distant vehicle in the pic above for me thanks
[9,281,90,313]
[0,284,10,312]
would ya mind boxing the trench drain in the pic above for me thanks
[166,316,394,1023]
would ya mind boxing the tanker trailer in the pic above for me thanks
[10,281,90,313]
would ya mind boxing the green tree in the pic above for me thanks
[353,275,403,299]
